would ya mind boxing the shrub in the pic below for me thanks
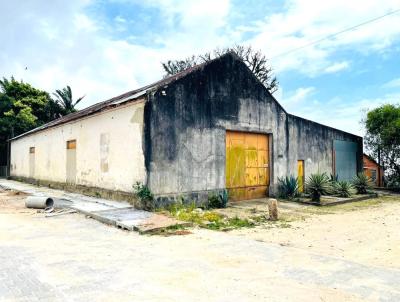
[207,190,229,209]
[330,173,338,182]
[277,175,300,199]
[352,173,372,194]
[133,182,154,210]
[305,173,331,203]
[387,176,400,191]
[334,181,355,197]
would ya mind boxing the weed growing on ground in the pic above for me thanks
[163,203,255,231]
[207,190,229,209]
[148,224,192,236]
[133,182,154,210]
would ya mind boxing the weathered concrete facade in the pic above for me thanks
[10,53,362,204]
[11,101,146,192]
[144,54,362,202]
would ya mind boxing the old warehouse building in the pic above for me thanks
[10,53,363,204]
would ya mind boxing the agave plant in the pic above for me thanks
[218,189,229,208]
[330,173,339,182]
[334,181,355,198]
[352,173,372,194]
[278,175,300,199]
[305,173,331,203]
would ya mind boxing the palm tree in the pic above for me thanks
[52,86,85,114]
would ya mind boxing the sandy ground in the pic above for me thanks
[0,189,400,301]
[230,196,400,269]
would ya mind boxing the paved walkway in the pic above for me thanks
[0,205,399,301]
[0,179,182,233]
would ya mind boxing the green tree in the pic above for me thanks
[52,86,85,114]
[161,45,278,94]
[364,104,400,185]
[0,77,65,165]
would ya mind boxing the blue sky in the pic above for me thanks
[1,0,400,135]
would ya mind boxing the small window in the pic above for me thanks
[66,140,76,150]
[29,147,35,154]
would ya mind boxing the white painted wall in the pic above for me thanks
[10,100,146,192]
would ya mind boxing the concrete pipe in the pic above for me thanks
[25,196,54,209]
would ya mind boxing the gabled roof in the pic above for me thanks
[10,54,215,141]
[363,153,382,167]
[11,51,361,141]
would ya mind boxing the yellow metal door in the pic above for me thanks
[226,131,269,201]
[297,160,304,193]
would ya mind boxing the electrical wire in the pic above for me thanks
[270,8,400,59]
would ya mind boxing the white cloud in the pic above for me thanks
[287,93,400,136]
[114,16,127,23]
[383,77,400,88]
[0,0,233,109]
[247,0,400,75]
[283,87,315,105]
[74,14,98,32]
[324,61,350,74]
[0,0,399,119]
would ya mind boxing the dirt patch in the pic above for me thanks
[232,195,400,269]
[0,190,31,213]
[0,187,399,301]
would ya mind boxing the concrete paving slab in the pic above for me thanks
[0,179,184,233]
[69,201,113,213]
[63,193,132,208]
[87,207,151,226]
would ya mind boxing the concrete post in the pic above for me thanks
[267,198,278,221]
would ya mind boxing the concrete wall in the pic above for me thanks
[144,54,289,200]
[287,115,363,182]
[11,100,146,192]
[9,53,363,204]
[144,53,362,202]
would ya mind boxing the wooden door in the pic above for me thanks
[66,140,76,184]
[226,131,269,201]
[297,160,304,193]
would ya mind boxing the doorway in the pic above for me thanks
[226,131,270,201]
[66,140,76,184]
[297,160,304,193]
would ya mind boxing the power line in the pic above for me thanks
[271,8,400,59]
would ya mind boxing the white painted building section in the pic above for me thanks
[10,100,146,192]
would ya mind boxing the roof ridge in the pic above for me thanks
[11,52,237,141]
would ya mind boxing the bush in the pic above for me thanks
[352,173,372,194]
[334,181,355,197]
[277,175,300,199]
[219,189,229,207]
[305,173,331,203]
[387,175,400,191]
[133,182,154,210]
[330,173,338,182]
[207,189,229,209]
